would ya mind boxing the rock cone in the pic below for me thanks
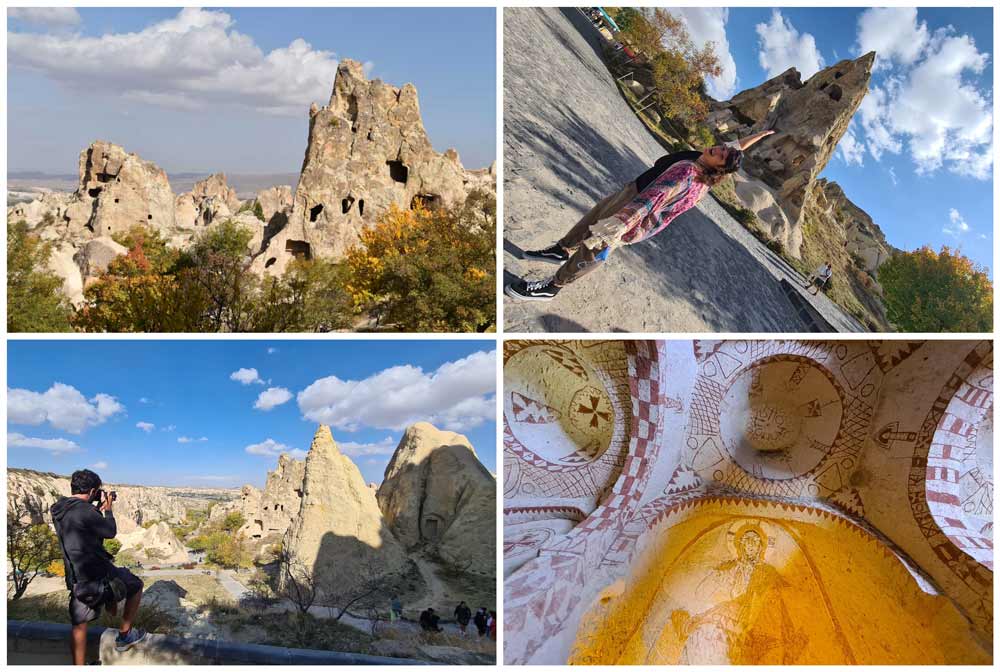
[377,422,496,576]
[281,425,407,593]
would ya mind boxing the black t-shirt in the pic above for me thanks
[634,151,701,193]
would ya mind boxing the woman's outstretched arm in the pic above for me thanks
[735,129,776,150]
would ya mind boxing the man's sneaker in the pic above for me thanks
[522,244,569,264]
[114,627,147,652]
[505,278,561,301]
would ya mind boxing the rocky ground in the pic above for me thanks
[503,7,866,333]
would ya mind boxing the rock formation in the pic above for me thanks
[236,454,306,558]
[8,58,495,307]
[280,426,408,595]
[708,52,876,256]
[812,178,896,275]
[6,468,237,533]
[117,521,190,565]
[252,59,489,275]
[377,422,496,576]
[64,141,178,239]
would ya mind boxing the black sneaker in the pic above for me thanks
[522,244,569,264]
[505,278,561,301]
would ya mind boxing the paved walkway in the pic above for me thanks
[502,7,865,333]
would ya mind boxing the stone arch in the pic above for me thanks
[924,352,993,569]
[909,341,993,604]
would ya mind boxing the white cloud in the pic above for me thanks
[254,387,293,411]
[136,421,155,433]
[8,432,80,454]
[339,436,398,458]
[8,383,125,434]
[297,349,497,432]
[8,7,81,28]
[178,436,208,444]
[836,121,865,166]
[245,438,307,460]
[755,10,824,80]
[162,424,176,432]
[943,208,972,238]
[267,347,279,355]
[230,367,265,385]
[90,461,109,470]
[139,397,151,404]
[852,19,993,180]
[669,8,737,99]
[888,166,899,186]
[8,8,340,116]
[855,8,929,71]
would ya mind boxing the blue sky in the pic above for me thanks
[7,7,496,174]
[671,7,993,274]
[7,340,497,488]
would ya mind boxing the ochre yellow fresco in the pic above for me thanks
[569,499,991,665]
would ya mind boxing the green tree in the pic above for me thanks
[104,538,123,557]
[207,534,250,569]
[647,10,722,122]
[611,7,641,33]
[72,226,205,332]
[7,220,73,332]
[345,190,496,332]
[254,259,355,332]
[880,246,993,332]
[7,502,62,601]
[184,220,259,332]
[221,512,246,533]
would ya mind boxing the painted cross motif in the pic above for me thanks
[572,386,612,429]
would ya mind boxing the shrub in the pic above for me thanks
[7,220,73,332]
[880,246,992,332]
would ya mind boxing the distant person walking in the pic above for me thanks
[474,606,489,637]
[390,595,403,622]
[488,610,497,640]
[454,601,472,636]
[506,130,775,301]
[808,261,833,295]
[51,469,147,665]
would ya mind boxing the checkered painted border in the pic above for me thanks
[909,341,993,633]
[503,340,663,665]
[925,362,994,569]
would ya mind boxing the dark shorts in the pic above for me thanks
[68,567,143,626]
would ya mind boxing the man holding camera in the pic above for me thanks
[51,469,146,664]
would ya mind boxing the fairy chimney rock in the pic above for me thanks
[253,58,475,275]
[712,52,875,257]
[376,422,496,576]
[280,425,407,593]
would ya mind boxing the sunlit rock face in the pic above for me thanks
[503,340,993,666]
[376,422,496,577]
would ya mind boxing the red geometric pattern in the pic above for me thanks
[510,391,561,424]
[909,340,993,634]
[924,354,993,570]
[503,340,663,665]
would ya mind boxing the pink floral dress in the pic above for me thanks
[617,160,707,245]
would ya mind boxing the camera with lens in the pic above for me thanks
[90,489,117,504]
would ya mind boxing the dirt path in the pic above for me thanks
[502,7,865,333]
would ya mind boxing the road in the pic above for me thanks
[502,7,865,333]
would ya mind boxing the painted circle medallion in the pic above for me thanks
[719,359,843,480]
[504,345,615,466]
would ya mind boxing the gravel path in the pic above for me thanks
[502,7,865,333]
